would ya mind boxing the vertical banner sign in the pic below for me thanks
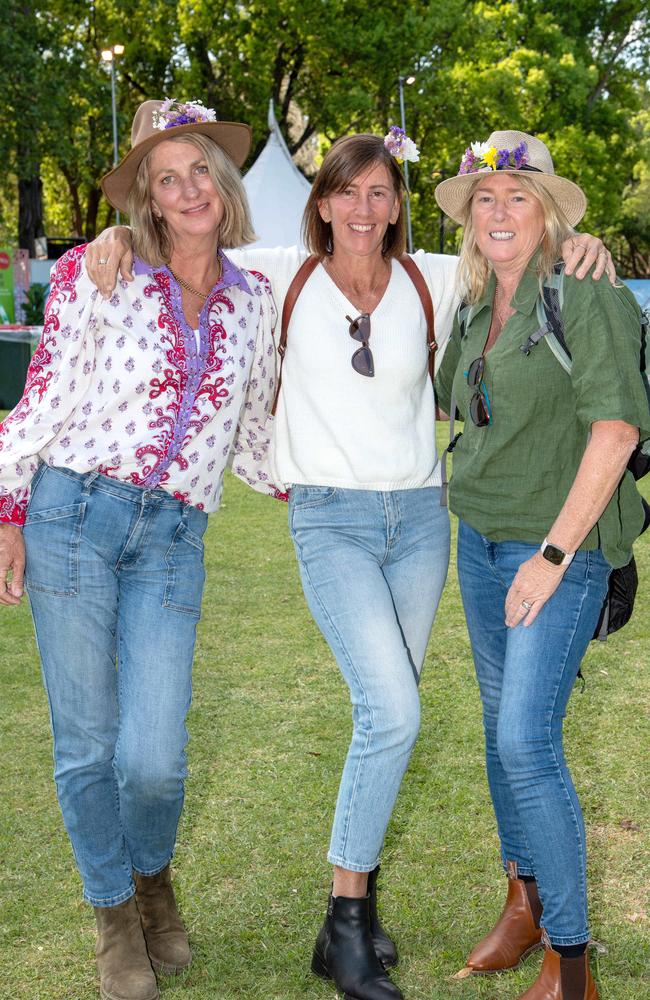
[0,248,14,323]
[13,250,30,323]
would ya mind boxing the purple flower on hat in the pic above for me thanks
[456,139,531,174]
[496,148,511,169]
[153,99,218,131]
[513,141,530,168]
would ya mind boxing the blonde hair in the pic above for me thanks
[302,134,406,259]
[456,173,574,304]
[127,133,256,265]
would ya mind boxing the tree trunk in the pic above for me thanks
[17,171,45,257]
[85,185,103,241]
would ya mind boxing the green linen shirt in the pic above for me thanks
[434,261,650,568]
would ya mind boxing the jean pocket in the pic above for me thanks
[290,486,339,511]
[24,502,86,596]
[163,521,206,617]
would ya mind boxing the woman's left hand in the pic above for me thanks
[560,234,616,284]
[505,551,568,628]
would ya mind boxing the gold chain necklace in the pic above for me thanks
[325,257,389,307]
[169,263,221,302]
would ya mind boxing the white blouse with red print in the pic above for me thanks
[0,245,282,525]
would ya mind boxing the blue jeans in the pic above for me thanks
[289,486,450,871]
[457,520,610,945]
[24,465,207,906]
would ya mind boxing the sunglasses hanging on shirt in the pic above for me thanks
[347,313,374,378]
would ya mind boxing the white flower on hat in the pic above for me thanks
[471,141,491,159]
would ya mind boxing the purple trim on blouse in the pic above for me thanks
[133,252,253,489]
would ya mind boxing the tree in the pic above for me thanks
[3,1,649,273]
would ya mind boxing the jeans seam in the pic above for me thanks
[541,569,590,941]
[113,629,135,889]
[296,547,374,866]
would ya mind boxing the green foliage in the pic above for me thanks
[21,283,49,325]
[3,1,649,271]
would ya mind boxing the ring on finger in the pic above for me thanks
[98,257,108,265]
[521,600,533,611]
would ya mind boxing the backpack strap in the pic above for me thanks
[270,254,320,416]
[397,254,437,380]
[522,262,573,373]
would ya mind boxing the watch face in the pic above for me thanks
[542,543,566,565]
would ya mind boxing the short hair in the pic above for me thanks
[456,173,575,304]
[127,133,256,265]
[302,134,407,258]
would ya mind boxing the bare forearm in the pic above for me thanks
[547,420,639,552]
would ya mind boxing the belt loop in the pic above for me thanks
[81,469,101,497]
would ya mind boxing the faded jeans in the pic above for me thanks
[24,465,207,906]
[289,485,450,871]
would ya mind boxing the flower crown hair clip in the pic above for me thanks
[152,98,217,130]
[383,125,420,164]
[458,140,531,175]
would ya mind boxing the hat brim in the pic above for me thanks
[101,121,253,214]
[435,170,587,228]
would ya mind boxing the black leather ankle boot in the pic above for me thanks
[311,893,404,1000]
[367,866,398,969]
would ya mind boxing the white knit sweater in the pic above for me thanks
[229,247,460,491]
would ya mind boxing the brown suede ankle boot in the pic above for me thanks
[456,861,543,977]
[517,936,599,999]
[94,897,159,1000]
[134,865,191,975]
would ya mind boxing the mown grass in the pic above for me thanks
[1,428,648,999]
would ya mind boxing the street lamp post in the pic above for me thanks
[398,74,416,253]
[101,44,125,223]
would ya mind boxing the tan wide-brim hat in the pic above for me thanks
[435,130,587,227]
[101,99,252,214]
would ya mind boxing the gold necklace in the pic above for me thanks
[169,263,221,301]
[325,257,390,307]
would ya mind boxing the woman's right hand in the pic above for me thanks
[86,227,134,298]
[0,524,25,605]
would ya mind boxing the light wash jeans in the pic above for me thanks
[289,486,450,871]
[457,520,610,946]
[24,465,207,906]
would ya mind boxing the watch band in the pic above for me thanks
[540,537,575,566]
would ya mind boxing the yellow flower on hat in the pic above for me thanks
[483,146,499,170]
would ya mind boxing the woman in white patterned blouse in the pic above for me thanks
[0,99,278,1000]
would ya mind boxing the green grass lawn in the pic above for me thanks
[1,432,648,999]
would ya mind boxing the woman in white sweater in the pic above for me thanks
[87,130,609,1000]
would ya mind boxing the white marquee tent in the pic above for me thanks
[243,101,312,249]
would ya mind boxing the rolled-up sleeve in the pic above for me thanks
[563,278,650,441]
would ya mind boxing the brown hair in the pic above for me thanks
[456,173,575,304]
[127,133,257,265]
[302,134,407,258]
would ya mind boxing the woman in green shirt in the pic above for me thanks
[434,131,649,1000]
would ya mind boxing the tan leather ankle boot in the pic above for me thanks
[517,937,599,999]
[94,897,159,1000]
[134,865,191,974]
[456,861,543,977]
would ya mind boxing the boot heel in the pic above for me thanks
[311,949,331,980]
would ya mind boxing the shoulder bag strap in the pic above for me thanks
[271,254,321,416]
[397,254,437,382]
